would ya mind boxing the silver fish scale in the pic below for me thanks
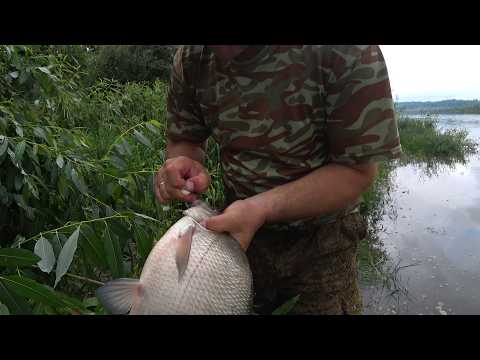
[177,228,252,314]
[131,206,253,315]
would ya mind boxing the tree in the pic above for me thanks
[92,45,176,83]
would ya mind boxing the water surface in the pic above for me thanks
[362,114,480,315]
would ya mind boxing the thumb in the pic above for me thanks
[204,214,230,233]
[189,172,210,193]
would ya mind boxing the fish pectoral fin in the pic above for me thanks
[96,278,143,315]
[175,225,195,281]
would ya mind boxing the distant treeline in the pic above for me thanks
[396,99,480,114]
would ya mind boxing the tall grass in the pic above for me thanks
[397,116,477,163]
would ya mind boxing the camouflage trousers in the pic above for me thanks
[246,212,367,315]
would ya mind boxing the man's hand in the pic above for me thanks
[204,162,378,251]
[154,156,211,204]
[204,199,267,251]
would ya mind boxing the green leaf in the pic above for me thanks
[37,66,51,75]
[121,139,132,156]
[50,233,63,258]
[15,126,23,137]
[56,155,64,169]
[272,295,300,315]
[55,291,89,314]
[133,212,159,223]
[34,236,56,274]
[14,174,23,191]
[103,225,124,278]
[13,194,35,219]
[134,226,153,263]
[133,129,152,148]
[79,225,107,269]
[0,117,7,131]
[11,235,26,249]
[57,175,69,199]
[83,297,99,308]
[54,227,80,288]
[145,122,159,135]
[149,119,162,129]
[25,178,40,200]
[7,148,16,165]
[0,275,78,312]
[33,127,47,141]
[0,303,9,315]
[0,248,41,268]
[0,280,31,315]
[19,71,29,85]
[109,155,127,170]
[14,140,26,162]
[71,168,89,195]
[114,143,126,155]
[0,137,8,157]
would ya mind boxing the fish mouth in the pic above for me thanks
[183,200,219,223]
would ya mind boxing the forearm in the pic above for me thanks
[249,163,378,224]
[166,138,206,164]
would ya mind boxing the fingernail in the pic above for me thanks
[185,180,194,192]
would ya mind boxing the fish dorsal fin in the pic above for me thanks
[175,225,195,281]
[96,278,143,315]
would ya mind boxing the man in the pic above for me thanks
[154,45,402,314]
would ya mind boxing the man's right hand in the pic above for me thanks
[154,156,211,204]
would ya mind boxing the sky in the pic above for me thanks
[380,45,480,102]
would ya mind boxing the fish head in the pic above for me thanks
[183,201,218,223]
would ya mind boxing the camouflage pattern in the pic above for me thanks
[247,212,367,315]
[167,45,402,226]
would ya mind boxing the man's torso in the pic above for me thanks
[168,45,401,228]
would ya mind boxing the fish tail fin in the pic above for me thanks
[96,278,143,315]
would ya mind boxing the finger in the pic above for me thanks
[184,179,195,192]
[205,214,231,233]
[154,181,164,203]
[157,181,171,204]
[164,162,187,189]
[154,172,167,203]
[189,172,211,193]
[166,186,198,203]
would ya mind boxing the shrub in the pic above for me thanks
[92,45,175,84]
[0,45,224,314]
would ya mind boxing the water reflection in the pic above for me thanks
[361,114,480,315]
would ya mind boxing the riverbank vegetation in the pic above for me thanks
[0,45,478,315]
[358,114,478,298]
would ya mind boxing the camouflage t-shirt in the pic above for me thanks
[167,45,402,228]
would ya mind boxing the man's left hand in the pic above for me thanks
[204,199,267,251]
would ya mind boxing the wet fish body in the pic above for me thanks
[96,202,253,315]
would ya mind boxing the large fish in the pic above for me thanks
[96,201,253,315]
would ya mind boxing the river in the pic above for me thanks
[361,114,480,315]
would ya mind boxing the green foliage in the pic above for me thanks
[92,45,175,84]
[0,248,41,268]
[397,116,477,174]
[0,44,223,314]
[272,295,300,315]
